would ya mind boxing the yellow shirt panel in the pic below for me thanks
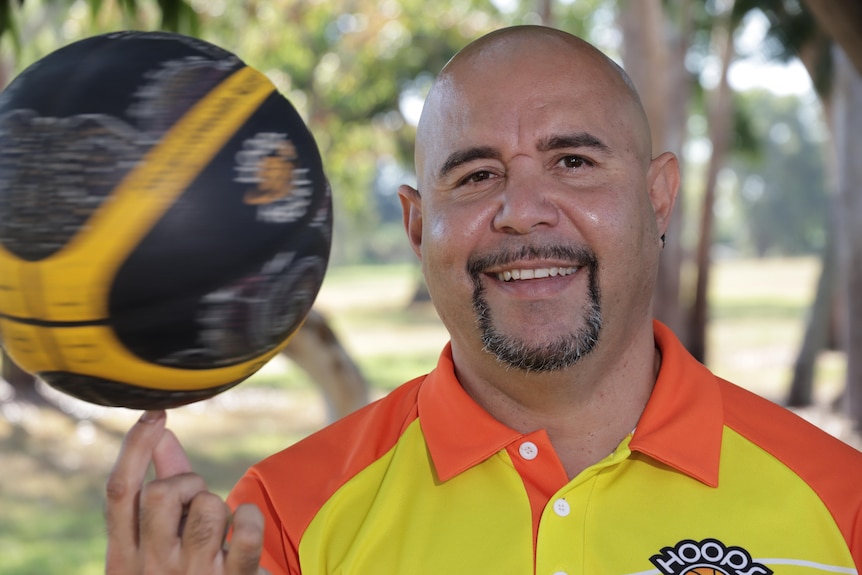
[538,431,855,575]
[299,418,535,574]
[300,426,856,575]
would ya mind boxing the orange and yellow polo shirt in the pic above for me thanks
[227,321,862,575]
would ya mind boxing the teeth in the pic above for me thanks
[496,266,577,282]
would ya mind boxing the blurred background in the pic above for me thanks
[1,0,861,573]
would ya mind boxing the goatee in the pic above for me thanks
[468,245,602,372]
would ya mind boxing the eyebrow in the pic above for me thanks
[537,132,611,154]
[438,146,501,179]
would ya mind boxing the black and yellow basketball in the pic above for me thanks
[0,31,332,409]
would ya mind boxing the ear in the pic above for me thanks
[646,151,680,235]
[398,184,423,259]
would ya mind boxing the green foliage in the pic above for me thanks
[722,90,829,257]
[756,0,817,62]
[0,0,24,48]
[155,0,199,33]
[731,99,762,159]
[756,0,833,97]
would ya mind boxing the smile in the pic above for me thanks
[496,266,578,282]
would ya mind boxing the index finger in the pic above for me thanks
[105,410,168,556]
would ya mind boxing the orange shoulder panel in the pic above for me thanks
[227,376,424,574]
[720,378,862,567]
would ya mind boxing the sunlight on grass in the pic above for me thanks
[706,256,844,403]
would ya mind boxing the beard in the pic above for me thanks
[468,245,602,372]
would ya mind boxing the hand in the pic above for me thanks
[105,410,269,575]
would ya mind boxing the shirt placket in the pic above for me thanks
[528,436,634,575]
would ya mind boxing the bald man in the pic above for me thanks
[105,26,862,575]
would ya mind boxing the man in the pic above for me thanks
[105,25,862,575]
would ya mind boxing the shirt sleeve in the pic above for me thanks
[227,469,301,575]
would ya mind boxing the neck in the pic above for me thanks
[453,322,660,478]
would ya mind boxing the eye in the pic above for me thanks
[461,170,494,185]
[560,155,592,169]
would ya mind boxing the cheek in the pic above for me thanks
[422,203,495,261]
[433,202,493,235]
[572,188,656,280]
[426,214,452,246]
[421,214,454,270]
[586,180,656,242]
[419,212,469,301]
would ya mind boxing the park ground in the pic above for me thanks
[0,257,858,574]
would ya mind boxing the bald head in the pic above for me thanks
[415,26,653,185]
[442,26,642,97]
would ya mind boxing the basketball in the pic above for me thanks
[0,31,332,409]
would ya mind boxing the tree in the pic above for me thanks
[617,0,696,339]
[799,0,862,428]
[619,0,751,362]
[686,0,756,364]
[830,48,862,426]
[749,0,862,429]
[801,0,862,76]
[752,2,835,409]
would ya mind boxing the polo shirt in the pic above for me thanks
[227,320,862,575]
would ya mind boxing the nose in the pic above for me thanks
[492,170,560,234]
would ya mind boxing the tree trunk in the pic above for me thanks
[830,46,862,428]
[617,0,694,337]
[536,0,553,26]
[786,27,839,406]
[787,231,836,406]
[655,0,694,340]
[281,308,370,422]
[801,0,862,76]
[688,6,736,363]
[1,350,42,402]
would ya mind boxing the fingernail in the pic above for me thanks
[139,410,165,423]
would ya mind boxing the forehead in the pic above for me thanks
[417,33,644,176]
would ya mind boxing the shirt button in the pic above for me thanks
[553,498,570,517]
[518,441,538,460]
[552,572,569,575]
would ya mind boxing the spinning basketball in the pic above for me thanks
[0,31,332,409]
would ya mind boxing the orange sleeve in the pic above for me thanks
[228,470,300,575]
[226,377,425,575]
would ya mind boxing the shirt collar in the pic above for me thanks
[418,344,523,482]
[629,321,723,487]
[418,321,723,486]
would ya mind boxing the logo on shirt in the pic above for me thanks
[650,538,773,575]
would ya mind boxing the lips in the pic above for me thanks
[467,245,596,289]
[496,266,578,282]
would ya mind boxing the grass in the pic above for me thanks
[0,256,849,575]
[706,256,845,402]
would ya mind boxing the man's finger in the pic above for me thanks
[153,428,193,479]
[224,503,265,575]
[105,410,167,568]
[181,492,231,570]
[138,472,209,554]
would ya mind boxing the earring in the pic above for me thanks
[660,234,666,249]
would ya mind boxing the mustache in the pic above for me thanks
[466,244,598,277]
